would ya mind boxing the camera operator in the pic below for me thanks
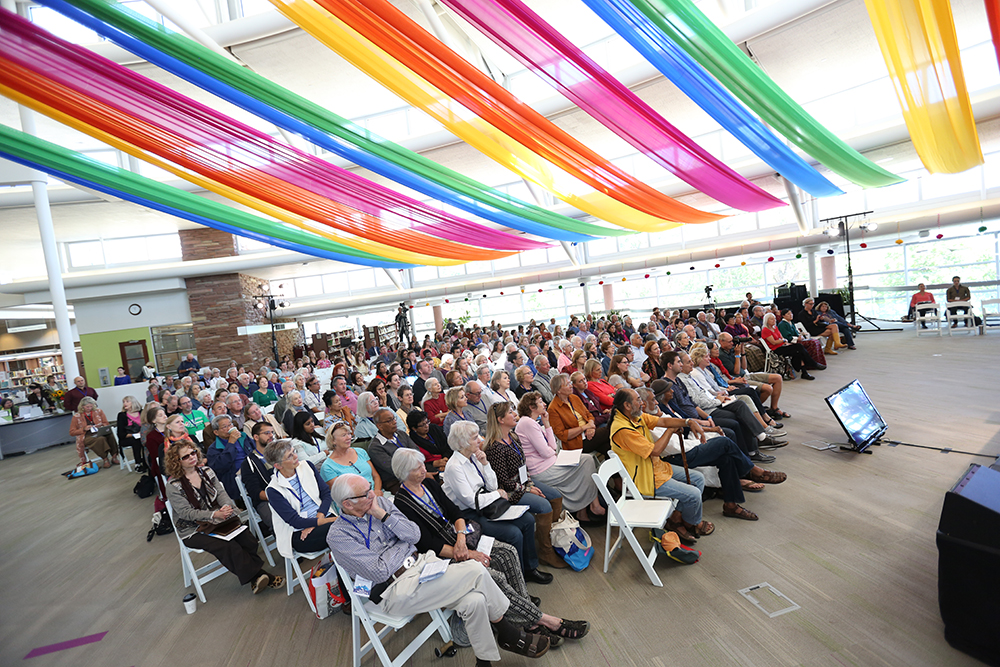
[716,333,786,420]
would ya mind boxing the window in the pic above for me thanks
[67,241,105,269]
[294,276,323,298]
[29,6,101,43]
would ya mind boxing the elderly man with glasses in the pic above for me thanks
[367,407,422,494]
[328,473,551,666]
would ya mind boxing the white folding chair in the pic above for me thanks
[914,303,942,336]
[285,548,330,614]
[591,455,677,587]
[946,300,976,335]
[164,500,228,603]
[235,474,276,567]
[980,298,1000,335]
[334,560,452,667]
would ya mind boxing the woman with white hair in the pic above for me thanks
[264,438,337,558]
[280,390,309,436]
[394,448,589,642]
[441,421,552,584]
[420,378,448,426]
[352,391,381,443]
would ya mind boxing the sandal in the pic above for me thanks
[723,504,759,521]
[668,520,698,544]
[768,408,791,420]
[554,619,590,640]
[693,520,715,536]
[749,469,787,485]
[495,625,550,658]
[527,625,563,648]
[740,479,765,492]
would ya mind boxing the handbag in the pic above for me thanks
[474,488,511,520]
[550,511,594,571]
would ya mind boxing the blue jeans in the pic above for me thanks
[519,480,560,514]
[655,467,705,525]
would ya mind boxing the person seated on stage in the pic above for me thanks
[164,443,283,594]
[796,297,845,354]
[906,283,937,324]
[368,407,423,493]
[264,438,337,558]
[206,414,253,501]
[760,314,816,380]
[328,473,553,666]
[392,449,589,646]
[946,275,974,327]
[640,384,785,521]
[609,387,715,543]
[816,301,859,349]
[239,421,277,530]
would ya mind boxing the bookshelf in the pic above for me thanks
[0,355,65,390]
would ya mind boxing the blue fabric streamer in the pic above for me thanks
[581,0,843,198]
[0,150,410,268]
[36,0,594,242]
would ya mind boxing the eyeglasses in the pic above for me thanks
[345,486,374,502]
[181,452,198,460]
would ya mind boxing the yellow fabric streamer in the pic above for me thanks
[269,0,693,231]
[864,0,983,173]
[0,83,469,266]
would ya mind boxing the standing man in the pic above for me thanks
[946,275,973,327]
[396,305,410,344]
[64,376,98,413]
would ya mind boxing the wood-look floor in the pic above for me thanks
[1,329,997,667]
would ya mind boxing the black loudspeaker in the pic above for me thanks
[937,463,1000,666]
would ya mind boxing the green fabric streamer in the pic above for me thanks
[0,124,406,266]
[629,0,903,188]
[59,0,628,237]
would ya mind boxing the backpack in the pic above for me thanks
[550,511,594,571]
[133,474,155,498]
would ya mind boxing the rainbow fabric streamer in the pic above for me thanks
[268,0,710,230]
[341,0,779,212]
[36,0,620,242]
[575,0,841,198]
[987,0,1000,76]
[864,0,983,174]
[436,0,791,209]
[0,9,536,262]
[0,125,408,267]
[627,0,902,188]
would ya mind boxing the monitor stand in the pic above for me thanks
[839,439,882,455]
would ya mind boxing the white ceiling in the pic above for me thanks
[0,0,997,284]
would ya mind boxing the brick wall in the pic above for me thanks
[179,227,238,262]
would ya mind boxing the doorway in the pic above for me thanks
[119,340,149,381]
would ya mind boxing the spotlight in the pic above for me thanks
[860,221,878,232]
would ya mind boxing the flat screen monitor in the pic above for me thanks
[824,380,887,452]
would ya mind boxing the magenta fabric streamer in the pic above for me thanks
[1,14,546,251]
[439,0,784,212]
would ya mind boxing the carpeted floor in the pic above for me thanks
[1,328,996,667]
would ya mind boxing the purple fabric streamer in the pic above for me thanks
[439,0,784,212]
[24,631,107,659]
[1,14,546,250]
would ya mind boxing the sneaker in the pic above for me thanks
[758,439,788,450]
[750,451,776,463]
[252,573,269,594]
[764,425,784,435]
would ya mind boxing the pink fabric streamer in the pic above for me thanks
[439,0,784,212]
[2,16,546,250]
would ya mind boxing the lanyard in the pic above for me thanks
[402,484,445,519]
[467,402,486,416]
[499,435,523,460]
[289,470,306,506]
[346,514,373,549]
[470,458,489,487]
[381,434,399,449]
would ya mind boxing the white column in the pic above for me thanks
[582,282,591,316]
[602,283,615,311]
[807,249,818,296]
[10,71,79,380]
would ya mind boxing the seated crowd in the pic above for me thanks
[91,295,857,665]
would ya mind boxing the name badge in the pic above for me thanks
[90,426,98,433]
[518,465,528,483]
[353,576,373,598]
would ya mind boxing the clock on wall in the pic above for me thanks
[128,303,142,316]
